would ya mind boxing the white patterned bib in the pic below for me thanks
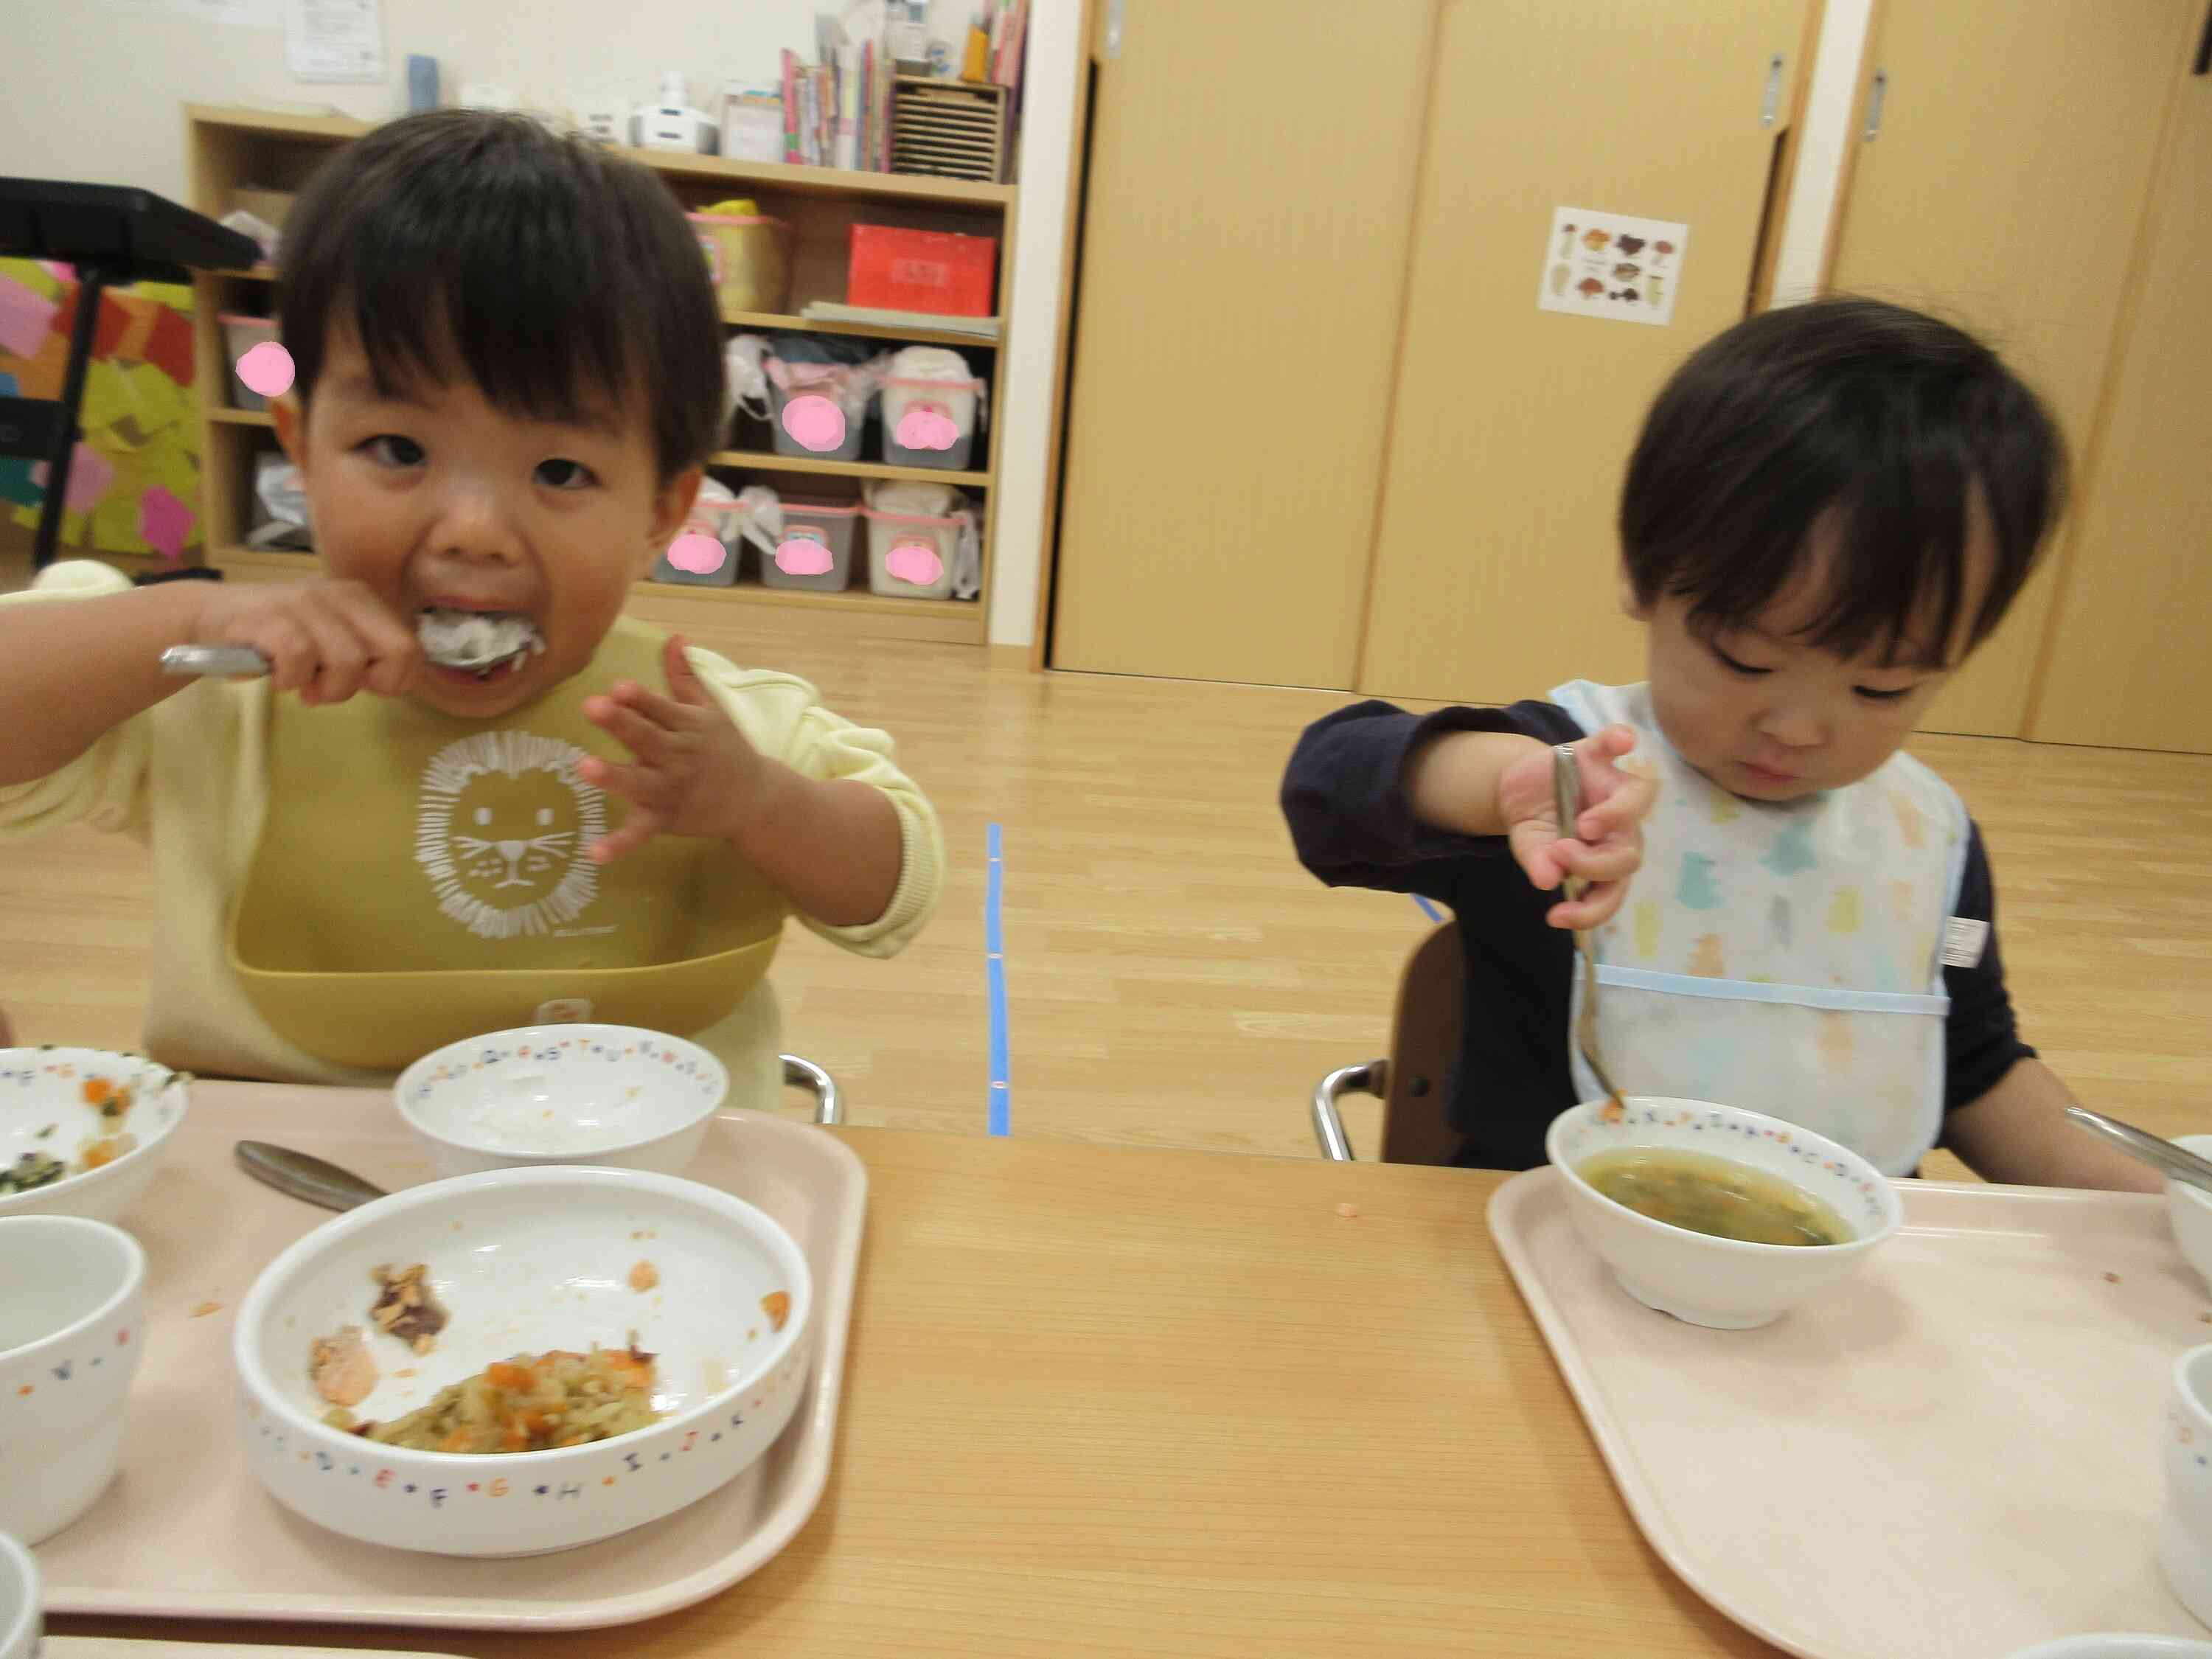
[1551,680,1970,1175]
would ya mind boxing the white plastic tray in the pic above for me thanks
[35,1085,865,1631]
[1490,1167,2212,1658]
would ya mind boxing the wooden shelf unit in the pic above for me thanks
[184,104,1015,647]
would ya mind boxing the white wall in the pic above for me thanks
[1769,0,1875,306]
[5,0,1071,647]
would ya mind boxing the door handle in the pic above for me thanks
[1863,68,1889,139]
[1761,52,1785,125]
[1105,0,1124,58]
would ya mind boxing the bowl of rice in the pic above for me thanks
[0,1048,191,1225]
[394,1026,727,1179]
[233,1164,812,1556]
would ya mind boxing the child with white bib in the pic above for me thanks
[1283,298,2156,1189]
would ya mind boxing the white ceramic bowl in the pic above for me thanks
[234,1164,812,1557]
[2009,1640,2212,1658]
[0,1532,37,1659]
[394,1026,728,1179]
[1545,1096,1905,1329]
[0,1214,147,1543]
[2166,1135,2212,1294]
[0,1048,189,1224]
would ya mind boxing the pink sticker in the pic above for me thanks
[0,276,58,358]
[885,538,944,588]
[774,532,834,577]
[780,394,846,453]
[235,341,295,399]
[894,405,960,452]
[666,532,726,575]
[139,484,194,562]
[29,444,114,514]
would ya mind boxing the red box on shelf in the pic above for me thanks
[846,225,998,317]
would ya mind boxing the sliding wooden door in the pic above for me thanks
[1357,0,1810,704]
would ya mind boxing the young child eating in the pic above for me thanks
[1283,298,2155,1189]
[0,111,942,1105]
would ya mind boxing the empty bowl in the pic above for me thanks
[1546,1096,1905,1329]
[394,1026,728,1178]
[234,1164,812,1556]
[0,1048,190,1224]
[0,1214,147,1543]
[0,1532,36,1659]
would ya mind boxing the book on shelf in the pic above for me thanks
[801,302,1001,339]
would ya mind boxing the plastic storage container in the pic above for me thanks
[879,346,986,470]
[766,356,874,460]
[864,480,971,601]
[847,225,998,316]
[221,315,279,411]
[761,498,863,592]
[650,481,748,587]
[689,212,791,313]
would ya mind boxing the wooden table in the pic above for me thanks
[58,1125,1778,1658]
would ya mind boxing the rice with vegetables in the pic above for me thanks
[333,1343,660,1453]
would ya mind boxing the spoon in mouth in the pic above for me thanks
[161,610,544,680]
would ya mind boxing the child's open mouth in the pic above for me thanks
[416,606,546,682]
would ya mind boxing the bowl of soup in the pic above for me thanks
[1545,1097,1905,1329]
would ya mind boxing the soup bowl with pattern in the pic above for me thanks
[1545,1096,1905,1329]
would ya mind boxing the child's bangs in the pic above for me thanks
[341,223,642,433]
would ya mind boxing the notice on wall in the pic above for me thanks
[285,0,384,82]
[1537,206,1689,327]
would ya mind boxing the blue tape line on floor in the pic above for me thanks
[987,822,1010,1136]
[1412,893,1443,923]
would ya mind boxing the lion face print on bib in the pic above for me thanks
[415,731,608,940]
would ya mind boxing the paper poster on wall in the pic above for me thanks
[285,0,384,83]
[1537,206,1688,327]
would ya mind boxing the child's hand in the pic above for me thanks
[1493,725,1655,931]
[191,579,420,705]
[578,636,772,864]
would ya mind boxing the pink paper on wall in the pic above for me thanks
[139,484,193,562]
[0,276,59,358]
[29,443,116,514]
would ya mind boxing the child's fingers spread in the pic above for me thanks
[585,696,672,760]
[664,636,712,706]
[575,754,649,801]
[590,808,663,865]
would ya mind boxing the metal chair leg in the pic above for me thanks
[780,1054,843,1126]
[1310,1060,1386,1161]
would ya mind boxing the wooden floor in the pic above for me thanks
[4,553,2211,1175]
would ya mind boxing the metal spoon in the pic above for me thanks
[162,635,527,678]
[235,1140,389,1211]
[2063,1106,2212,1200]
[1554,744,1627,1112]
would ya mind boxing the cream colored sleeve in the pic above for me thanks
[0,561,153,841]
[688,649,944,957]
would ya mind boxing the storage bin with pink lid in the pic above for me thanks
[221,314,279,411]
[878,346,987,470]
[762,496,863,592]
[650,478,760,588]
[864,480,978,601]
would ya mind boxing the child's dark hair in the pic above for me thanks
[1619,297,2065,665]
[279,109,723,481]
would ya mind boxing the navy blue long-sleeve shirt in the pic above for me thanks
[1281,699,2034,1170]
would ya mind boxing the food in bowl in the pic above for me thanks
[1578,1147,1852,1247]
[0,1051,189,1223]
[310,1325,380,1408]
[1545,1096,1904,1329]
[369,1262,448,1354]
[331,1343,661,1451]
[235,1165,813,1556]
